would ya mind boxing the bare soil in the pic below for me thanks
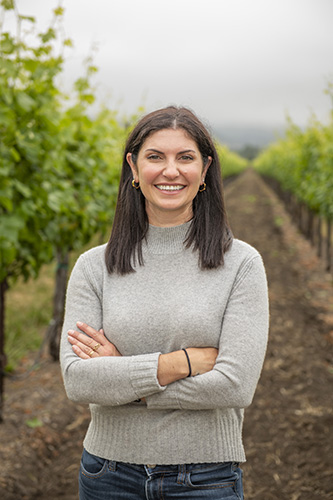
[0,169,332,500]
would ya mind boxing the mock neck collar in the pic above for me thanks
[144,221,192,255]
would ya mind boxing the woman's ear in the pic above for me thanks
[202,156,212,183]
[126,153,139,181]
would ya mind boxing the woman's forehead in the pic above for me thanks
[140,128,198,151]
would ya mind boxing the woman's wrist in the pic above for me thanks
[157,347,218,386]
[182,348,192,377]
[157,350,190,386]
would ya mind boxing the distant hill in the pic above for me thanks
[212,124,285,153]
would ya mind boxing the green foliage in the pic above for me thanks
[42,101,127,255]
[0,4,129,284]
[253,113,333,218]
[25,417,43,428]
[0,9,63,282]
[53,7,64,17]
[216,142,248,178]
[1,0,14,11]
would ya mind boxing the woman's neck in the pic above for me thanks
[146,205,193,228]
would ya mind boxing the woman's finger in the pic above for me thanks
[68,336,98,359]
[69,326,104,348]
[68,330,101,352]
[76,321,104,341]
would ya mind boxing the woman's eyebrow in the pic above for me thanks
[144,148,164,154]
[144,148,196,154]
[178,149,196,154]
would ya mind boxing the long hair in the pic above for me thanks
[105,106,233,274]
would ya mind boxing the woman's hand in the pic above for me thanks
[68,321,121,359]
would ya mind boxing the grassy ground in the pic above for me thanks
[5,266,54,371]
[4,234,107,371]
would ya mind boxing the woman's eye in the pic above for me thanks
[147,154,161,160]
[180,155,193,161]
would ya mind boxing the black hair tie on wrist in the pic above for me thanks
[182,348,192,377]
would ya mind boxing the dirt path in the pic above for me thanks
[225,169,333,500]
[0,169,332,500]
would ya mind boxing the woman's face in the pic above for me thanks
[127,128,211,227]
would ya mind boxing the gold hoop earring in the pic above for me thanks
[199,182,206,192]
[132,179,140,189]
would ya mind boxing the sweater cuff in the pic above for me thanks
[146,384,182,410]
[129,352,166,399]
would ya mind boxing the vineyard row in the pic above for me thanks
[254,113,333,273]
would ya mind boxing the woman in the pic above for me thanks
[60,106,269,499]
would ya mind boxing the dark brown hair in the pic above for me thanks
[105,106,232,274]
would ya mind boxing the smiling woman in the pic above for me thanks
[60,106,269,500]
[106,106,232,275]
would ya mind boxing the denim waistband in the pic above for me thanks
[113,461,237,475]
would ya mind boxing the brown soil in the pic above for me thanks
[0,169,332,500]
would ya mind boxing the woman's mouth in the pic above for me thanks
[155,185,185,191]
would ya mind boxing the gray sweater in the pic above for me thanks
[60,222,269,465]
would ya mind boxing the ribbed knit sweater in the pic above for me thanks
[60,222,269,465]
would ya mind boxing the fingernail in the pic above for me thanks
[77,321,83,326]
[68,330,75,335]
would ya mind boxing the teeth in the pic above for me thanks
[156,185,184,191]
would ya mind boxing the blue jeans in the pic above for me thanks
[79,448,244,499]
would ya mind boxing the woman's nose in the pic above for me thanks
[163,160,179,178]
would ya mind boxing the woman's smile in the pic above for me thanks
[155,184,186,192]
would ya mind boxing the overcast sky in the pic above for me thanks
[7,0,333,133]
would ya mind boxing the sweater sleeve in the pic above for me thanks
[60,252,165,406]
[146,255,269,410]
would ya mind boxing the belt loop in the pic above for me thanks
[109,460,117,472]
[177,464,186,484]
